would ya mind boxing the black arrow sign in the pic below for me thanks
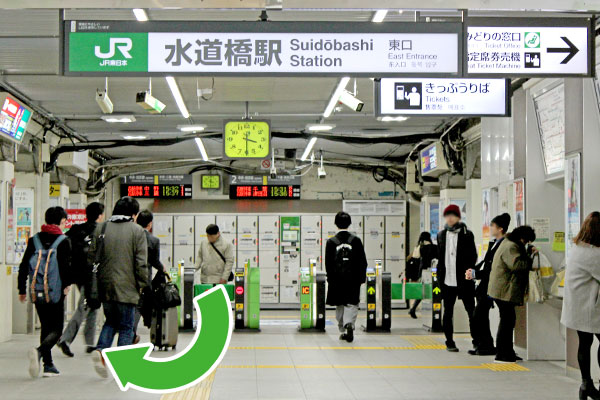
[547,36,579,64]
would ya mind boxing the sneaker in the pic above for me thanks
[92,350,108,378]
[28,347,42,378]
[494,355,517,363]
[86,346,97,354]
[43,364,60,377]
[446,342,459,352]
[58,341,74,358]
[344,324,354,343]
[409,309,417,319]
[467,349,478,356]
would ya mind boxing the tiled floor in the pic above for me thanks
[0,311,581,400]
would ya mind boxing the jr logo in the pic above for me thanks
[94,38,133,59]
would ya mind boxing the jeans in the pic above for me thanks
[34,300,64,366]
[336,304,359,332]
[495,299,517,358]
[96,302,136,351]
[59,285,97,347]
[442,285,475,345]
[472,292,495,351]
[577,331,600,382]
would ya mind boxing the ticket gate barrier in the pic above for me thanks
[299,259,326,332]
[181,261,196,330]
[364,260,391,332]
[422,260,443,333]
[234,260,260,332]
[195,284,235,301]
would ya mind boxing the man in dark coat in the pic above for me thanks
[325,211,368,343]
[466,213,510,356]
[437,204,477,352]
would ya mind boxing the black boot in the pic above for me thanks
[579,379,600,400]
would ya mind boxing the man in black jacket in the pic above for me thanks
[437,204,477,352]
[57,202,104,357]
[466,213,510,356]
[18,207,72,378]
[325,211,368,343]
[133,210,167,342]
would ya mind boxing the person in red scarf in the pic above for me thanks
[18,207,72,378]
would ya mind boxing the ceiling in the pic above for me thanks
[0,7,569,165]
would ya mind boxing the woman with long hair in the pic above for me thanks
[561,212,600,400]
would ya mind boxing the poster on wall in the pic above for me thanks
[66,209,87,231]
[454,199,467,225]
[565,153,581,259]
[6,181,15,264]
[514,178,525,227]
[482,189,491,242]
[532,217,551,243]
[430,203,440,242]
[14,188,34,263]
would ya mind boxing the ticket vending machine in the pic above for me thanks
[181,260,195,330]
[364,260,391,332]
[298,259,326,332]
[234,260,260,332]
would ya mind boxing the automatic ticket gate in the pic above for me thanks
[299,259,326,332]
[422,259,443,332]
[181,261,196,330]
[234,260,260,332]
[364,260,391,332]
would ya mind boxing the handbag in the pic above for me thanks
[527,253,545,303]
[85,223,107,310]
[152,270,182,309]
[210,242,233,282]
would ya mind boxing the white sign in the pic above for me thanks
[378,78,508,116]
[148,32,459,74]
[468,24,590,75]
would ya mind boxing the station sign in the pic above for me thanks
[376,78,510,117]
[121,174,192,199]
[62,20,462,77]
[466,18,594,77]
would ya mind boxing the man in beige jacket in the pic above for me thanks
[196,224,234,284]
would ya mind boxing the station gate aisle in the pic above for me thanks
[0,311,579,400]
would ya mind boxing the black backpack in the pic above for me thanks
[331,234,355,276]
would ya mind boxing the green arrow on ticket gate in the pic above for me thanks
[102,286,233,393]
[367,286,376,295]
[433,287,441,295]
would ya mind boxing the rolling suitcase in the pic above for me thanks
[150,306,178,351]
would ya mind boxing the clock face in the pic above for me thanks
[223,120,270,159]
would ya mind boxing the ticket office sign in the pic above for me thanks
[63,20,462,76]
[466,18,594,77]
[376,78,510,117]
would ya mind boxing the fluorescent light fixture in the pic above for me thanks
[306,124,335,132]
[122,135,146,140]
[178,124,206,132]
[372,10,388,23]
[101,115,136,123]
[165,76,190,119]
[380,116,408,122]
[133,8,148,21]
[195,137,209,161]
[323,77,350,118]
[300,137,318,161]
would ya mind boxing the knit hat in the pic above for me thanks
[491,213,511,233]
[443,204,461,219]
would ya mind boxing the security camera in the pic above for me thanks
[270,165,277,179]
[317,166,327,179]
[95,90,113,114]
[338,90,364,112]
[136,91,166,114]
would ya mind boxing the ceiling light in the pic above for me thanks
[101,115,136,123]
[195,137,209,161]
[306,124,335,132]
[122,135,146,140]
[323,77,350,118]
[300,137,318,161]
[178,124,206,132]
[380,116,408,122]
[372,10,388,23]
[166,76,190,119]
[133,8,148,21]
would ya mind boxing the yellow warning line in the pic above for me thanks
[218,364,529,372]
[228,345,445,350]
[160,371,215,400]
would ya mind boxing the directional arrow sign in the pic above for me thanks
[467,18,592,77]
[367,287,376,295]
[102,286,232,394]
[433,287,441,295]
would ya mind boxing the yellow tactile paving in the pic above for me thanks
[399,335,447,349]
[482,363,530,372]
[160,371,215,400]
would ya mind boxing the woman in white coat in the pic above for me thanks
[561,212,600,400]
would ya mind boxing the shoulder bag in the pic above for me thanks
[210,242,233,282]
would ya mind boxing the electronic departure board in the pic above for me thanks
[229,175,301,200]
[121,174,192,198]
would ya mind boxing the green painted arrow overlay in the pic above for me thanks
[433,287,441,295]
[102,286,233,394]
